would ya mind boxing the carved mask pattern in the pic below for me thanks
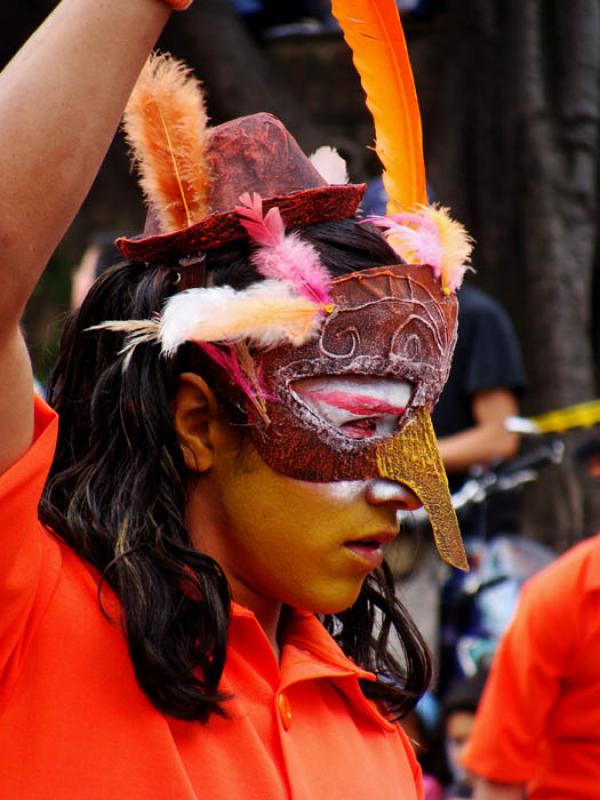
[241,263,467,570]
[250,263,457,476]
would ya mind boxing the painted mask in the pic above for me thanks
[104,43,472,572]
[242,261,467,571]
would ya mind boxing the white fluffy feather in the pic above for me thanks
[309,146,349,185]
[160,280,322,355]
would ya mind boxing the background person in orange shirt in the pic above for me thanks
[463,533,600,800]
[0,0,473,797]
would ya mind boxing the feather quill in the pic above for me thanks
[236,193,332,306]
[160,281,322,355]
[199,342,271,425]
[87,319,161,368]
[330,0,426,213]
[123,52,211,233]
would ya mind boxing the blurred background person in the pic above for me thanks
[463,532,600,800]
[29,231,123,397]
[400,670,489,799]
[442,670,488,799]
[432,281,524,531]
[71,232,122,310]
[401,692,447,800]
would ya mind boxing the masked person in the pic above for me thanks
[0,1,471,798]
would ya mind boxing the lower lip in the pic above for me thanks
[344,543,385,568]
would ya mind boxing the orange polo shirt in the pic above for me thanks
[0,396,423,800]
[462,534,600,799]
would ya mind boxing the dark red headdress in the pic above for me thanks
[117,112,365,263]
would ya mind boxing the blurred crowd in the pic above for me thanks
[226,0,435,36]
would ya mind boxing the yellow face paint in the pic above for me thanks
[197,439,416,615]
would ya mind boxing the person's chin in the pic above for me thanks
[296,580,366,616]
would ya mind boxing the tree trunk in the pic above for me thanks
[160,0,327,153]
[424,1,600,412]
[416,1,600,545]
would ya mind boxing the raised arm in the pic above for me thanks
[0,0,174,473]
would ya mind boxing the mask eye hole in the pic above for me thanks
[292,376,413,441]
[340,417,379,439]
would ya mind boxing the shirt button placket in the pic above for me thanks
[277,691,293,731]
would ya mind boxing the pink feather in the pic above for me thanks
[198,342,273,424]
[369,213,443,271]
[236,192,332,306]
[198,342,256,398]
[236,192,285,247]
[365,204,473,293]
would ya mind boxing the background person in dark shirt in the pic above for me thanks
[433,285,526,698]
[363,178,526,504]
[433,284,526,498]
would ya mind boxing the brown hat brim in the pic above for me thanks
[116,184,366,264]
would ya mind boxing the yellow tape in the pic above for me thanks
[530,399,600,435]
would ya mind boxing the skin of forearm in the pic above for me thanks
[437,388,520,473]
[437,425,520,473]
[0,0,171,474]
[0,0,170,331]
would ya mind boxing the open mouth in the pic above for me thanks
[293,375,413,440]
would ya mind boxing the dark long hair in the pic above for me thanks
[40,220,431,723]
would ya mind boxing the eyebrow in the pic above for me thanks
[303,390,406,416]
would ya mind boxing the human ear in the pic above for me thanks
[173,372,220,473]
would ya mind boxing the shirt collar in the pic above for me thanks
[231,602,396,733]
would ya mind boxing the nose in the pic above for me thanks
[365,479,422,511]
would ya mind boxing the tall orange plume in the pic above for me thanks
[331,0,426,213]
[123,52,211,233]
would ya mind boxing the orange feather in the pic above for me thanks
[331,0,426,213]
[123,52,211,233]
